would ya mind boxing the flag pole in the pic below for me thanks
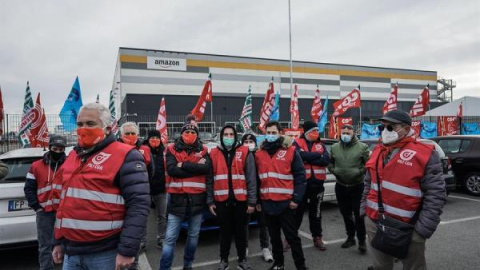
[288,0,294,117]
[358,85,362,131]
[210,100,214,135]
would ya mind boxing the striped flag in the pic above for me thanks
[191,74,212,122]
[29,93,49,148]
[239,86,253,132]
[290,84,299,129]
[109,90,118,135]
[311,87,322,123]
[383,84,398,115]
[258,77,275,133]
[156,97,168,144]
[19,81,34,146]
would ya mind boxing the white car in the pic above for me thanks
[0,147,72,249]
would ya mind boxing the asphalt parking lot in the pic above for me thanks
[2,191,480,270]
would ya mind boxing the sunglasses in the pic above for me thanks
[378,124,395,132]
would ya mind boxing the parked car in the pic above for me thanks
[431,135,480,196]
[361,139,456,194]
[0,147,72,249]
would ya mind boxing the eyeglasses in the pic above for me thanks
[378,124,394,132]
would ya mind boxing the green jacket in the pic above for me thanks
[328,136,370,186]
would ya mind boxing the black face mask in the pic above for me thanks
[50,151,64,161]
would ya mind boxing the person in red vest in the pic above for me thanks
[360,110,446,270]
[206,125,257,270]
[24,135,67,270]
[160,123,210,270]
[256,121,308,270]
[51,103,150,270]
[119,121,153,177]
[293,121,330,251]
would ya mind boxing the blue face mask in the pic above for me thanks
[223,137,235,147]
[266,134,279,143]
[341,134,352,143]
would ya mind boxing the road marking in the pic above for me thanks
[138,252,152,270]
[449,195,480,203]
[440,215,480,225]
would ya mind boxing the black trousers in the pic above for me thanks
[246,208,269,249]
[295,183,325,238]
[216,201,248,261]
[335,183,366,242]
[265,208,306,270]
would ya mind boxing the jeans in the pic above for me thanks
[295,184,325,238]
[36,210,56,270]
[216,201,248,261]
[153,193,168,241]
[63,249,117,270]
[159,213,203,270]
[335,183,366,242]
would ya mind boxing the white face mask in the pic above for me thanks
[382,130,399,144]
[244,143,256,151]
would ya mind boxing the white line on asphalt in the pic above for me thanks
[449,195,480,203]
[440,215,480,225]
[138,252,152,270]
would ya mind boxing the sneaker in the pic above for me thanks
[156,239,163,249]
[268,265,285,270]
[341,237,356,248]
[282,239,290,252]
[139,241,147,253]
[358,241,367,253]
[262,248,274,262]
[237,259,252,270]
[313,237,326,251]
[217,260,229,270]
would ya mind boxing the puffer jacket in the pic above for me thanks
[328,136,370,186]
[360,149,446,239]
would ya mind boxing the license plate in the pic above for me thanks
[8,199,31,212]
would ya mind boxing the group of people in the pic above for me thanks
[22,102,446,270]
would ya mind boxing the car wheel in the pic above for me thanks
[464,172,480,196]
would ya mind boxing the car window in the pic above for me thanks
[460,140,471,152]
[437,139,462,154]
[0,158,40,183]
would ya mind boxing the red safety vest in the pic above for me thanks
[138,145,152,167]
[295,138,327,180]
[166,144,208,194]
[255,146,296,201]
[365,141,433,223]
[54,141,133,242]
[28,159,62,212]
[210,146,249,202]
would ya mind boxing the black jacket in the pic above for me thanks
[166,137,210,218]
[144,141,166,195]
[293,135,330,188]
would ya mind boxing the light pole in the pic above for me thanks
[288,0,294,122]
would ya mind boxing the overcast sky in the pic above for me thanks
[1,0,479,114]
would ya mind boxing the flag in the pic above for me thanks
[19,81,35,146]
[437,116,460,136]
[239,86,253,132]
[462,123,480,135]
[191,74,212,122]
[457,102,463,118]
[156,97,168,145]
[420,121,437,139]
[258,78,275,133]
[332,88,361,117]
[329,116,353,139]
[96,94,100,103]
[29,93,49,148]
[409,86,430,117]
[60,77,83,132]
[270,88,280,121]
[318,95,329,132]
[0,87,4,136]
[109,90,118,135]
[360,123,381,140]
[311,87,322,123]
[290,84,299,129]
[383,84,398,115]
[411,120,421,137]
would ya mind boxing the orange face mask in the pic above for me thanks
[182,133,197,145]
[121,134,138,145]
[306,130,319,141]
[149,138,161,148]
[77,128,105,148]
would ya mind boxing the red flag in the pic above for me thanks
[0,87,4,136]
[383,84,398,115]
[258,79,275,133]
[409,87,430,117]
[411,120,421,137]
[328,116,353,139]
[437,116,460,136]
[290,84,300,129]
[311,87,322,123]
[111,119,119,135]
[156,97,168,145]
[191,75,212,122]
[333,88,361,117]
[29,93,49,148]
[457,103,463,118]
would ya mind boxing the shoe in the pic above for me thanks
[139,241,147,253]
[246,247,249,257]
[367,267,375,270]
[262,248,273,262]
[217,260,229,270]
[341,237,356,248]
[237,259,252,270]
[358,241,367,253]
[156,239,163,249]
[282,239,290,252]
[313,237,326,251]
[268,265,285,270]
[183,267,193,270]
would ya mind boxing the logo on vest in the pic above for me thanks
[235,152,242,160]
[398,149,417,166]
[88,152,111,170]
[276,150,287,160]
[315,144,323,152]
[139,149,145,155]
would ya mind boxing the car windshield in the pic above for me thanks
[0,158,40,183]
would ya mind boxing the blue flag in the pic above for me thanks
[462,123,480,135]
[270,90,280,121]
[420,122,437,138]
[360,123,381,140]
[60,77,83,132]
[318,96,329,132]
